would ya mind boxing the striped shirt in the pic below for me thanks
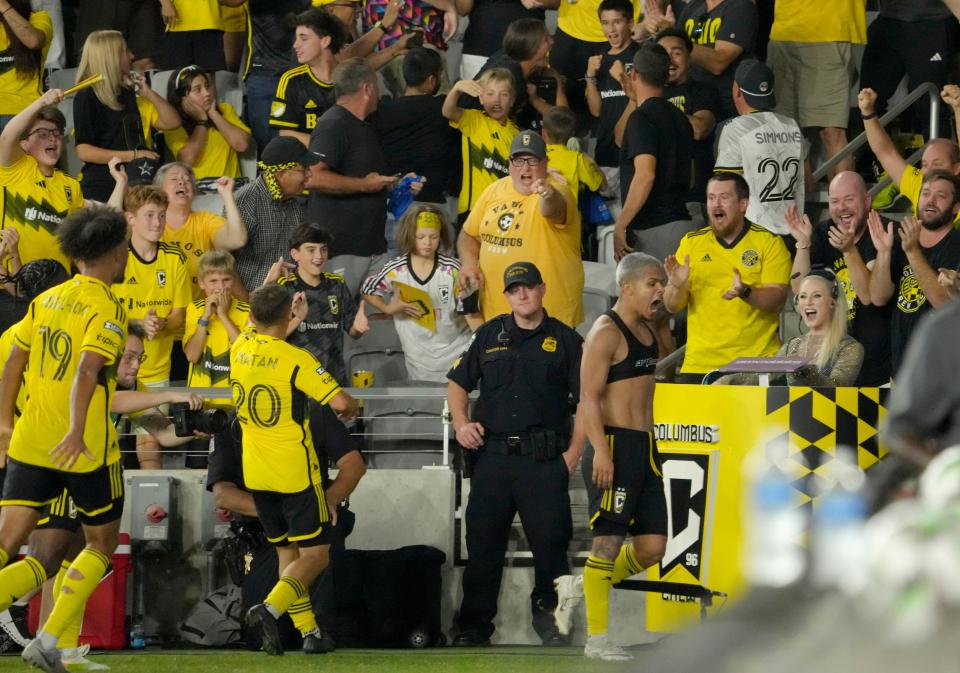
[232,177,305,292]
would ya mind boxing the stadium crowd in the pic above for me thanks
[1,0,960,668]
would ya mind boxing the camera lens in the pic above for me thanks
[196,409,229,434]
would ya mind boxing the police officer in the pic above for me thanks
[447,261,583,646]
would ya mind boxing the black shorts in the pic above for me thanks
[251,483,333,549]
[36,489,82,533]
[0,459,124,527]
[583,427,667,538]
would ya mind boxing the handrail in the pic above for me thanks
[812,82,941,184]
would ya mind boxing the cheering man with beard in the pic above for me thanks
[786,171,892,386]
[866,169,960,377]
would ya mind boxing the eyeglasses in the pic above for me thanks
[691,13,709,40]
[510,156,542,167]
[121,352,148,365]
[27,128,64,141]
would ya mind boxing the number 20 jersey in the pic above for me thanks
[10,275,127,473]
[230,331,342,493]
[714,111,806,236]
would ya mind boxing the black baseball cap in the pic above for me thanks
[735,59,776,111]
[260,136,323,167]
[503,261,544,290]
[509,130,547,160]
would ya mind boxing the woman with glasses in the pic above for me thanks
[0,0,51,134]
[0,88,128,275]
[73,30,181,201]
[164,66,251,180]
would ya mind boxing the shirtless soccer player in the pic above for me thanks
[554,252,671,661]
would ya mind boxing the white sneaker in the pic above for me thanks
[0,609,30,647]
[62,644,110,671]
[584,633,633,661]
[553,574,584,636]
[22,638,68,673]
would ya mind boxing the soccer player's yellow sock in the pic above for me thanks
[611,544,645,585]
[51,561,81,650]
[583,556,615,636]
[0,556,46,612]
[288,595,318,635]
[42,549,109,640]
[264,576,306,618]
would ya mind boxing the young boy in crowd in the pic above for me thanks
[541,107,606,205]
[183,250,250,389]
[442,68,520,226]
[584,0,639,199]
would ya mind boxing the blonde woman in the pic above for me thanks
[73,30,181,201]
[716,269,864,387]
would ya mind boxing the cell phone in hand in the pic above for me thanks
[530,76,557,105]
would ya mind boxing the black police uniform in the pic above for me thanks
[447,310,583,643]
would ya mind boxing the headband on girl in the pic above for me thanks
[416,211,443,231]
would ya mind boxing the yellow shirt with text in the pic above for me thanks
[463,176,584,327]
[0,154,82,273]
[111,243,191,383]
[451,109,518,216]
[162,210,227,298]
[231,332,342,493]
[184,297,250,388]
[9,276,126,473]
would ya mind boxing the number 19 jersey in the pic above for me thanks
[230,331,342,493]
[714,111,806,236]
[9,275,127,473]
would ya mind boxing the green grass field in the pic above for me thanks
[0,647,645,672]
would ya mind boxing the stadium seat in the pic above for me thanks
[577,287,612,338]
[362,392,446,468]
[191,192,226,214]
[583,260,617,297]
[48,68,77,92]
[597,224,615,267]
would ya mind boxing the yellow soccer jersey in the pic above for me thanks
[899,166,960,226]
[9,275,126,473]
[135,97,160,150]
[184,297,250,387]
[222,1,248,32]
[0,154,83,273]
[545,144,604,205]
[451,109,518,216]
[674,224,792,374]
[168,0,224,32]
[230,332,342,493]
[463,176,584,327]
[163,103,249,179]
[557,0,641,43]
[162,211,227,298]
[0,11,52,115]
[111,243,191,383]
[0,323,27,420]
[770,0,865,43]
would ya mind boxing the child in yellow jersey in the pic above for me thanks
[541,107,606,205]
[232,284,359,656]
[184,251,250,389]
[442,68,519,223]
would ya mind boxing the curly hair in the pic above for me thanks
[58,206,128,262]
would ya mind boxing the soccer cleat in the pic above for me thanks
[451,629,490,647]
[22,638,68,673]
[245,604,284,656]
[0,608,30,648]
[553,574,584,636]
[62,644,110,671]
[584,633,633,662]
[302,630,335,654]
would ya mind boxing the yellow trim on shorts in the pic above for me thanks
[648,435,662,478]
[0,498,57,508]
[266,532,289,544]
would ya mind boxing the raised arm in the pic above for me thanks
[858,88,907,187]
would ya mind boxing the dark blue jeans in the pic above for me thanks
[244,72,280,157]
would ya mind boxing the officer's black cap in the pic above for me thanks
[503,261,544,291]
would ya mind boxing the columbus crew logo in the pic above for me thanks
[897,267,925,313]
[497,213,515,232]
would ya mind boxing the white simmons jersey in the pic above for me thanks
[361,254,473,383]
[714,111,807,235]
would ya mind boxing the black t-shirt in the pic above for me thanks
[447,312,582,436]
[374,95,456,204]
[619,97,693,230]
[810,223,892,386]
[269,68,337,135]
[888,227,960,375]
[73,87,147,201]
[0,293,28,334]
[278,271,359,384]
[678,0,757,121]
[462,0,545,57]
[594,44,638,168]
[878,0,951,21]
[248,0,310,76]
[664,78,719,202]
[308,105,389,257]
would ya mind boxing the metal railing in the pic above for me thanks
[811,82,942,192]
